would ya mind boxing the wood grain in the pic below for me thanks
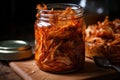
[0,61,23,80]
[9,58,117,80]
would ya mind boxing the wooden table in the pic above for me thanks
[0,61,23,80]
[0,58,120,80]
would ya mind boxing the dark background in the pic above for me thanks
[0,0,120,41]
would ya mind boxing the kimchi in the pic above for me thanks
[85,16,120,64]
[34,3,86,73]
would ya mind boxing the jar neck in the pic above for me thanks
[36,3,84,20]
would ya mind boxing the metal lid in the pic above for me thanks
[0,40,33,60]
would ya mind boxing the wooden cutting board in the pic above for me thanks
[9,58,117,80]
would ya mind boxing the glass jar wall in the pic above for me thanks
[34,3,86,73]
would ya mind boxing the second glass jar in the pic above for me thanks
[34,3,86,73]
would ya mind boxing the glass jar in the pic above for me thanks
[34,3,86,73]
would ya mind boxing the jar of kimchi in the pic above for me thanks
[34,3,86,73]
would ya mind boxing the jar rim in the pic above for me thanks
[42,3,83,12]
[46,3,83,9]
[37,3,84,19]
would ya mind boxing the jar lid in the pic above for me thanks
[0,40,33,60]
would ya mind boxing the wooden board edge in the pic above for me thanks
[9,62,33,80]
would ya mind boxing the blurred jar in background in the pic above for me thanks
[79,0,109,26]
